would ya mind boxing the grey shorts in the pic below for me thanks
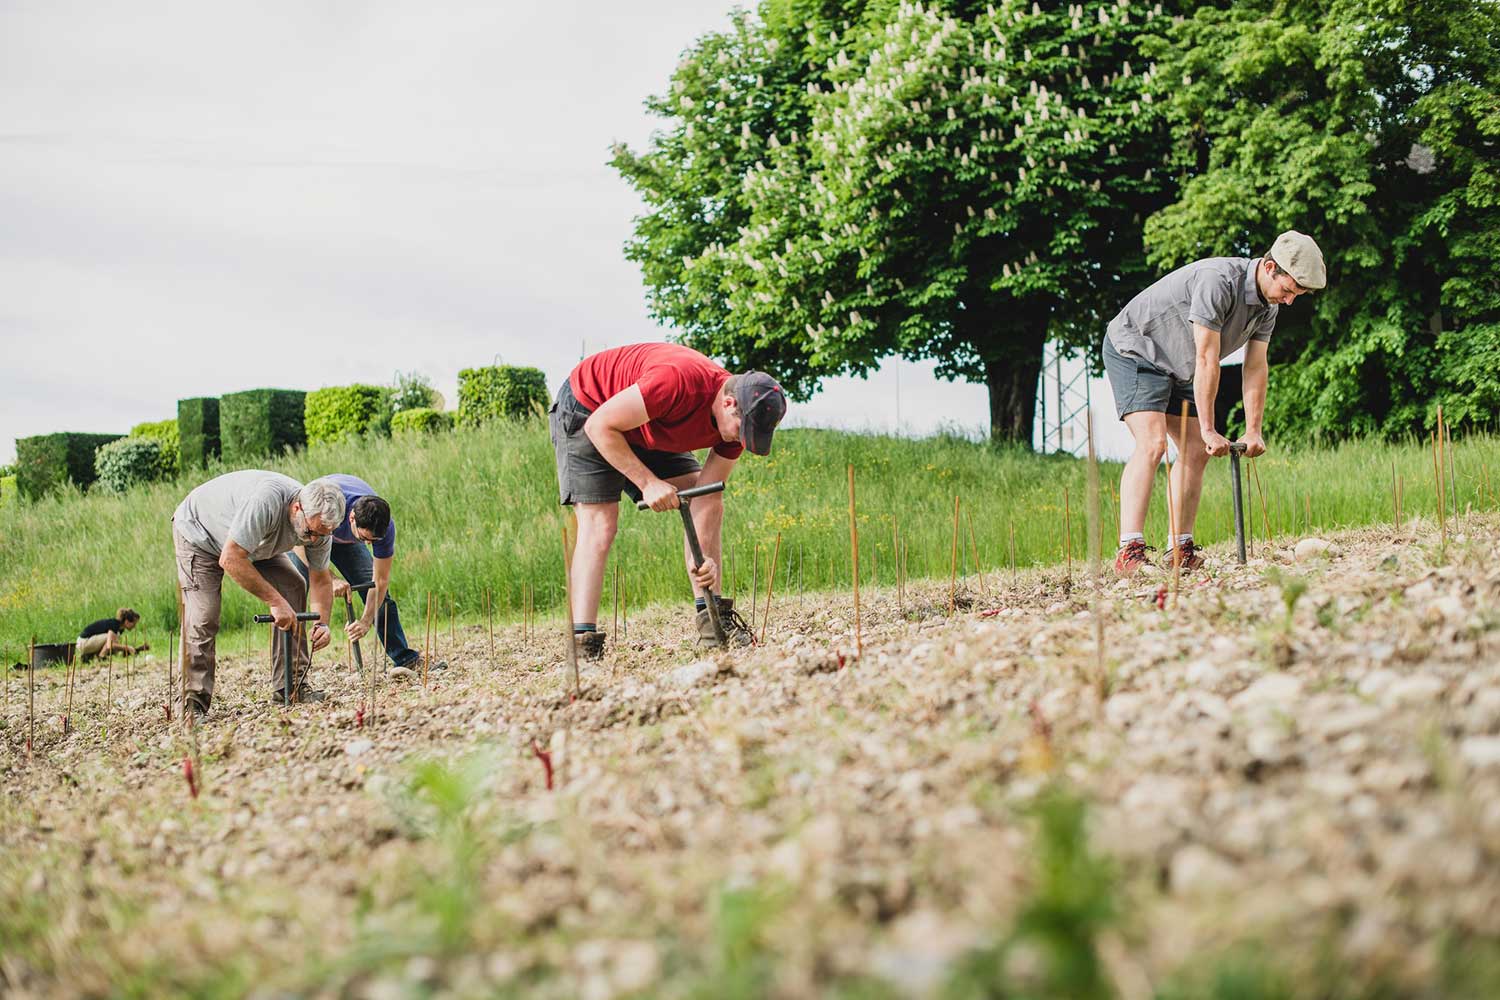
[549,381,702,505]
[1102,335,1197,420]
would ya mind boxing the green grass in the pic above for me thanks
[2,418,1497,654]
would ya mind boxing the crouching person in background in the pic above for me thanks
[76,607,148,661]
[172,471,344,718]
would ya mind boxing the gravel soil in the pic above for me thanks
[4,515,1499,998]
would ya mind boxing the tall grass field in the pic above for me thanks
[2,419,1496,655]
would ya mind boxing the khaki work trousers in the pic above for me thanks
[173,524,310,711]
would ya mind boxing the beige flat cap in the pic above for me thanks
[1270,230,1326,290]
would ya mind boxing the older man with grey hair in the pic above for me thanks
[172,470,346,717]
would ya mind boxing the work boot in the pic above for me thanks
[697,598,754,648]
[574,631,607,662]
[1113,539,1156,578]
[1161,539,1205,572]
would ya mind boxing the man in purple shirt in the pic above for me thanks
[290,473,422,675]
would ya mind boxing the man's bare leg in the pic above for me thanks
[570,501,619,626]
[1119,411,1168,538]
[1166,415,1212,537]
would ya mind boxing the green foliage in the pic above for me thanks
[456,366,548,427]
[1143,0,1500,442]
[93,437,167,495]
[220,389,307,465]
[176,397,220,471]
[390,407,454,435]
[14,432,123,501]
[3,418,1498,652]
[129,419,180,480]
[304,384,393,445]
[944,784,1117,999]
[0,475,14,507]
[390,369,443,413]
[613,0,1200,440]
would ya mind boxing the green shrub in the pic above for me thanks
[221,389,307,465]
[94,437,166,494]
[391,407,455,435]
[305,384,393,445]
[0,475,15,507]
[14,433,123,500]
[391,370,443,413]
[456,366,548,427]
[177,397,221,471]
[130,419,180,479]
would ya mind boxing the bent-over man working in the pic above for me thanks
[1104,230,1326,575]
[289,473,424,678]
[551,342,788,659]
[172,471,345,716]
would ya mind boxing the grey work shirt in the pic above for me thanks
[1106,257,1277,382]
[172,470,331,570]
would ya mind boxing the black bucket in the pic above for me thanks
[29,642,76,669]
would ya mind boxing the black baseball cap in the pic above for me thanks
[734,372,787,456]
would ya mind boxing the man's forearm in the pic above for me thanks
[1243,364,1268,437]
[363,559,392,624]
[1193,358,1220,434]
[222,550,286,608]
[587,424,656,489]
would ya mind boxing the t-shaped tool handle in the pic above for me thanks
[254,612,321,703]
[1228,442,1248,564]
[636,481,727,643]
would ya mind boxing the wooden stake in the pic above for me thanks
[561,517,580,698]
[1063,486,1073,590]
[64,644,75,733]
[1446,411,1458,521]
[751,542,759,626]
[949,495,960,615]
[1250,457,1273,546]
[759,532,782,644]
[449,595,455,645]
[1433,426,1446,551]
[847,463,862,660]
[1392,459,1399,531]
[177,585,187,713]
[486,587,494,667]
[1305,493,1312,535]
[1164,449,1181,604]
[166,628,175,721]
[1085,407,1102,586]
[894,522,904,617]
[965,507,986,598]
[1008,518,1017,587]
[28,636,36,759]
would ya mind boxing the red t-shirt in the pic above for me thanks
[570,343,743,459]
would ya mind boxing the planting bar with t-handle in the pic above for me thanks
[636,481,727,644]
[341,581,377,677]
[1229,442,1248,565]
[253,612,321,704]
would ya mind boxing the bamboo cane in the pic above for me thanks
[848,463,862,660]
[751,542,759,626]
[760,532,782,644]
[28,636,36,759]
[449,596,455,645]
[562,518,579,698]
[1085,406,1101,586]
[1392,459,1399,531]
[1063,486,1072,590]
[1433,428,1446,552]
[1164,447,1181,605]
[1009,518,1017,587]
[949,495,960,615]
[1250,457,1273,547]
[487,587,494,667]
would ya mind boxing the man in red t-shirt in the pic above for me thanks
[550,342,788,659]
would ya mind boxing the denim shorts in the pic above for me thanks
[1102,335,1197,420]
[549,381,702,505]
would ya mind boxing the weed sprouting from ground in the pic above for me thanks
[944,783,1117,1000]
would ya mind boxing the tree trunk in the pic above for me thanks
[982,322,1048,446]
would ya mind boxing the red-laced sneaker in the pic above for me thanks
[1161,539,1205,572]
[1113,539,1155,577]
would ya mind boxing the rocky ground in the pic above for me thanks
[3,515,1500,999]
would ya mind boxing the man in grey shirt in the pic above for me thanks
[1102,231,1326,575]
[172,470,347,716]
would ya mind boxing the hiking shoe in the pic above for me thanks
[185,701,208,722]
[574,631,607,662]
[272,687,327,705]
[1113,540,1156,577]
[697,597,754,648]
[1161,540,1205,572]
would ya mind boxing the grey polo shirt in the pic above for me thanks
[172,470,332,570]
[1106,257,1277,382]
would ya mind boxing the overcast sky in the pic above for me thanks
[1,1,1131,467]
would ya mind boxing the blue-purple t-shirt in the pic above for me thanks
[328,474,396,558]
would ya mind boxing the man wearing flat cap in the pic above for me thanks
[1103,231,1327,575]
[550,341,788,656]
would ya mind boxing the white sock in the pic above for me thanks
[1173,533,1193,547]
[1118,532,1144,548]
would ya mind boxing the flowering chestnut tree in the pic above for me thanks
[614,1,1192,442]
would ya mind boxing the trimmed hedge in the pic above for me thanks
[305,384,392,445]
[177,397,221,471]
[391,407,455,435]
[15,432,123,500]
[456,366,549,427]
[221,389,307,465]
[130,418,180,479]
[94,437,166,494]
